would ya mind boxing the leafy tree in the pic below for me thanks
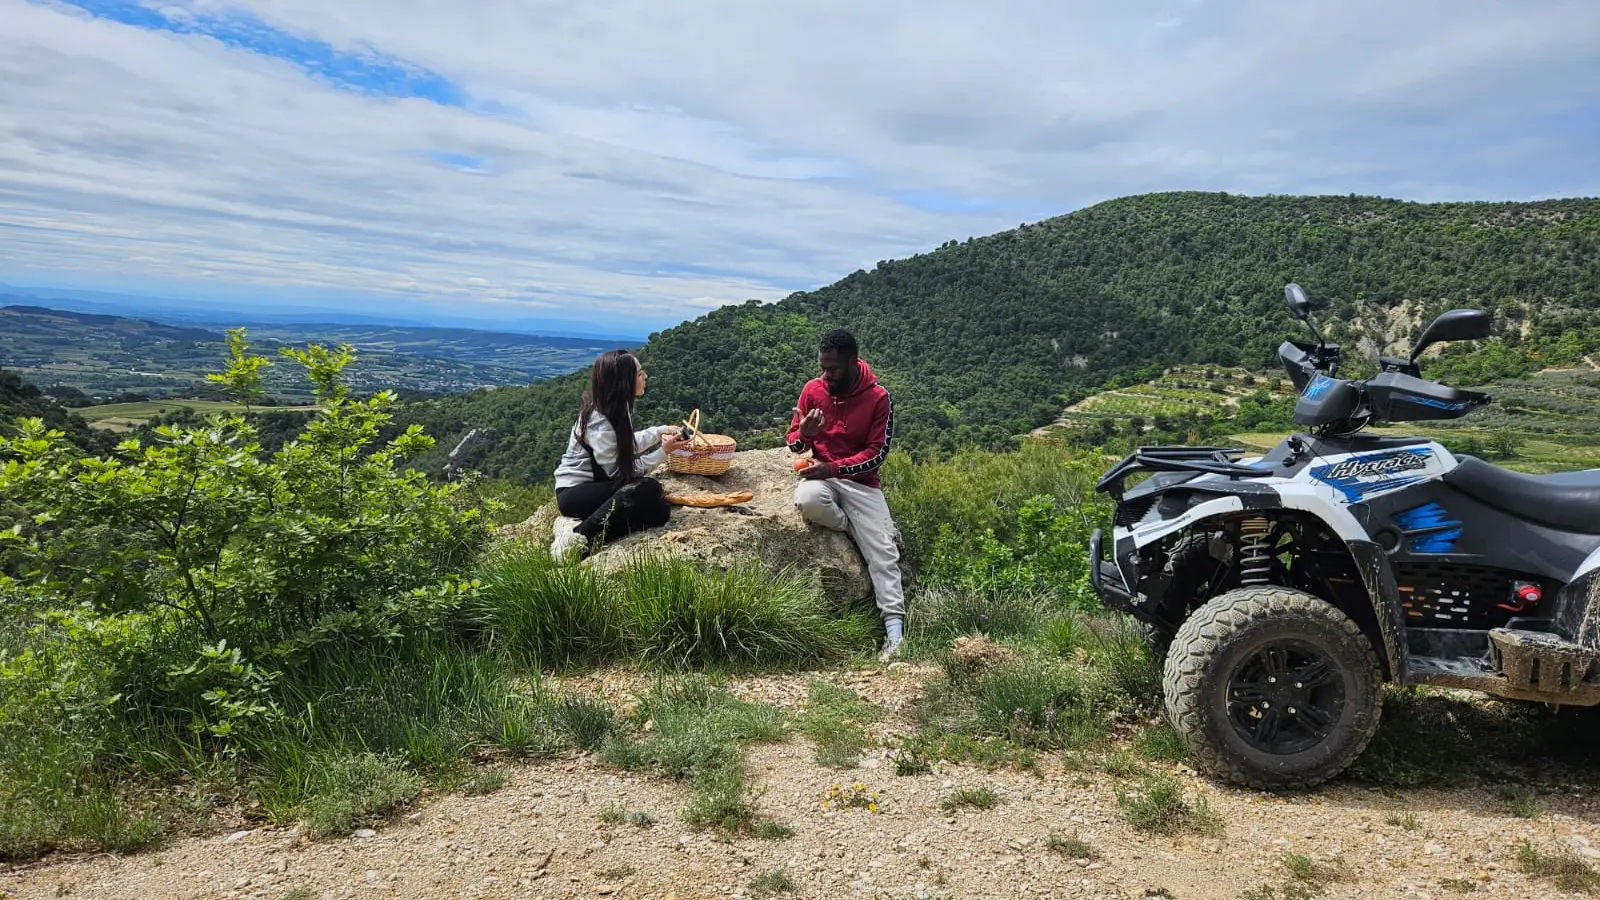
[0,332,488,747]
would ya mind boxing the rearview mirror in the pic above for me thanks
[1410,308,1492,361]
[1285,283,1311,320]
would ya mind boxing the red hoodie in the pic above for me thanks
[786,358,894,489]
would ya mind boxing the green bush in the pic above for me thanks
[881,442,1111,579]
[0,332,489,750]
[923,496,1099,603]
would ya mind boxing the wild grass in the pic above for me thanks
[471,547,875,671]
[471,544,626,667]
[1516,840,1600,894]
[750,868,798,896]
[794,680,880,768]
[615,557,875,670]
[1046,829,1099,860]
[940,785,1002,813]
[904,586,1053,650]
[597,677,788,836]
[1117,773,1223,837]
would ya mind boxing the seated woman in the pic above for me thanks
[550,349,689,561]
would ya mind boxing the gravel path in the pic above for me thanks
[6,665,1599,900]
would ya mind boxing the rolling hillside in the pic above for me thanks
[400,191,1600,485]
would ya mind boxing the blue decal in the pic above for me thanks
[1309,448,1435,502]
[1304,374,1334,399]
[1396,394,1472,411]
[1394,502,1463,554]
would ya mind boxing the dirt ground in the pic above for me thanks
[5,663,1599,900]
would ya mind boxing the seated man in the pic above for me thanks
[788,329,907,661]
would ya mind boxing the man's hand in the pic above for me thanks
[798,459,835,480]
[794,407,824,440]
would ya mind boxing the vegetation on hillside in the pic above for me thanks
[0,367,111,456]
[401,192,1600,485]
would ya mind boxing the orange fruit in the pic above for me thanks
[794,458,815,472]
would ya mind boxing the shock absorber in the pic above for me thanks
[1239,516,1272,586]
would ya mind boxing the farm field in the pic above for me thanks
[1036,363,1600,475]
[78,399,322,431]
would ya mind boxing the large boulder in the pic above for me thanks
[498,448,874,606]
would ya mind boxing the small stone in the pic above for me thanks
[222,830,253,845]
[365,870,381,885]
[232,876,251,890]
[1424,843,1445,855]
[354,828,377,839]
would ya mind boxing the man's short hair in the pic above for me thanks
[819,329,858,358]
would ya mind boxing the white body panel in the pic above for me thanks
[1115,439,1460,550]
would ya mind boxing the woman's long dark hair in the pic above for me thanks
[578,350,640,484]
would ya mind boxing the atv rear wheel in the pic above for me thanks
[1163,586,1383,791]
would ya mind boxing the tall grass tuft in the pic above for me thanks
[973,656,1099,748]
[616,556,873,670]
[905,586,1051,649]
[470,544,624,667]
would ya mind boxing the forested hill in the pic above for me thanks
[0,368,112,455]
[400,192,1600,485]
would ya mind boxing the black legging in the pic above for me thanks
[555,476,671,546]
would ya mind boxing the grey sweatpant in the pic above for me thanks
[795,478,906,619]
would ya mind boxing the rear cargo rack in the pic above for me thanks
[1095,446,1273,500]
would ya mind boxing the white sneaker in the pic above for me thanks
[877,636,903,663]
[549,521,588,563]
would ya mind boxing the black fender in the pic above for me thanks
[1347,540,1409,683]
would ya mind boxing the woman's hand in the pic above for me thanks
[661,430,692,454]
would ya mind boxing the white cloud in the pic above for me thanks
[2,0,1599,330]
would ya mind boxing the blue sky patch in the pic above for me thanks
[425,152,490,173]
[48,0,466,106]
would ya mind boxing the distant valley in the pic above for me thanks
[0,301,624,408]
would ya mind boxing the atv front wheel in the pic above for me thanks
[1163,586,1382,791]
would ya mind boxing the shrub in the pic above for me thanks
[881,443,1111,578]
[0,332,489,752]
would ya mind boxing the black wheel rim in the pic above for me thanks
[1225,639,1345,755]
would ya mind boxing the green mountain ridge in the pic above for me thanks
[400,191,1600,486]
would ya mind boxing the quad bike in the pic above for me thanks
[1088,284,1600,790]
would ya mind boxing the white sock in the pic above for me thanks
[884,616,903,644]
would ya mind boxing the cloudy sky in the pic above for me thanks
[3,0,1599,333]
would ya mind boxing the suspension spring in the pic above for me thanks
[1239,516,1272,586]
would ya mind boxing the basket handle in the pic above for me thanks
[681,408,711,450]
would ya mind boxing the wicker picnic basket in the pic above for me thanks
[666,409,737,476]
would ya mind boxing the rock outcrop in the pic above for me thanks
[499,448,875,606]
